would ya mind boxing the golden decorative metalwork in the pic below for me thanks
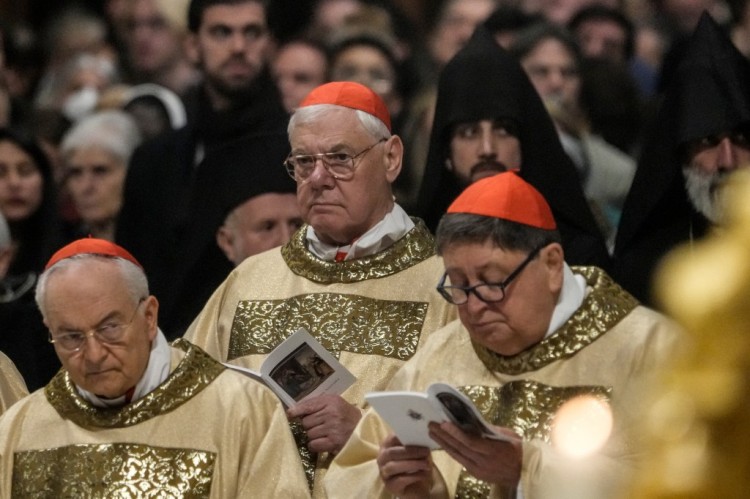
[45,339,224,428]
[228,294,428,361]
[629,169,750,498]
[280,219,436,283]
[12,443,215,497]
[472,267,638,374]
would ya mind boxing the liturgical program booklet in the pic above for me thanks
[366,383,516,449]
[224,328,356,407]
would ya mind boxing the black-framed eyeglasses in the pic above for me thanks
[48,298,146,353]
[284,138,386,182]
[436,246,544,305]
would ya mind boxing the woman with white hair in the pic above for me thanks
[60,110,141,241]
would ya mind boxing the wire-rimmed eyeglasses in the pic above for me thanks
[436,246,544,305]
[48,298,146,352]
[284,138,386,182]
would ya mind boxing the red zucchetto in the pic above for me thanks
[45,237,143,270]
[299,81,391,132]
[447,171,557,229]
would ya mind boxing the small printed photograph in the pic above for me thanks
[435,391,486,437]
[269,343,336,401]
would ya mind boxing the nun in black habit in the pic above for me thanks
[613,12,750,306]
[415,26,610,268]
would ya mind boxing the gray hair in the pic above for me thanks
[60,110,142,166]
[436,213,561,255]
[35,255,148,320]
[0,211,9,249]
[288,104,391,141]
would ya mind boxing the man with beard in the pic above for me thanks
[116,0,288,338]
[613,12,750,306]
[416,26,610,268]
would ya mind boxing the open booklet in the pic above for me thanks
[365,383,515,450]
[224,328,356,407]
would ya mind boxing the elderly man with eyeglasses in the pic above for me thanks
[185,81,456,496]
[325,171,681,499]
[0,238,310,498]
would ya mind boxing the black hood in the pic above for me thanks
[613,12,750,303]
[416,26,609,267]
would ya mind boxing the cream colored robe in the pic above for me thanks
[185,221,457,495]
[0,352,27,417]
[325,267,682,499]
[0,340,310,499]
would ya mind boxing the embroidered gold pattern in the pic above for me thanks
[12,443,215,497]
[289,419,316,491]
[228,295,428,361]
[472,267,638,375]
[280,219,435,283]
[453,381,612,498]
[45,339,225,428]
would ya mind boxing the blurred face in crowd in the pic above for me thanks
[291,108,402,245]
[572,18,628,63]
[272,41,328,112]
[429,0,496,67]
[186,1,271,109]
[217,192,303,266]
[441,240,562,356]
[65,147,127,228]
[44,259,158,398]
[682,129,750,223]
[520,37,580,113]
[127,0,183,75]
[448,119,522,184]
[0,140,43,222]
[331,45,401,118]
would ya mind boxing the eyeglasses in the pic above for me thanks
[48,298,146,353]
[436,246,543,305]
[284,138,386,182]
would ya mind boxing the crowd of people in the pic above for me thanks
[0,0,749,497]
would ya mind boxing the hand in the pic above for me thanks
[429,422,522,487]
[377,434,433,498]
[286,394,362,453]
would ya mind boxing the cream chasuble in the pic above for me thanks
[325,267,682,499]
[0,352,27,416]
[0,340,310,498]
[185,220,457,495]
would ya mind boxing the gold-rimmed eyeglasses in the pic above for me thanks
[284,138,386,182]
[48,298,146,352]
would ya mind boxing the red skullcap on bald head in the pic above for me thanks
[299,81,391,132]
[448,171,557,229]
[45,237,143,270]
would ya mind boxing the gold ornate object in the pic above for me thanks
[631,170,750,498]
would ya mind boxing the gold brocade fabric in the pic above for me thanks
[12,443,215,498]
[229,294,428,361]
[472,267,638,375]
[281,219,436,283]
[453,382,612,498]
[45,339,224,428]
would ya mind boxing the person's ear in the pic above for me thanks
[184,33,201,66]
[384,135,403,183]
[541,243,565,293]
[216,225,238,265]
[445,157,454,171]
[143,295,160,341]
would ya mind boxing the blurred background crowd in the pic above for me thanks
[0,0,746,390]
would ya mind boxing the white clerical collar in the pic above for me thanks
[544,263,587,338]
[77,329,172,408]
[306,203,415,261]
